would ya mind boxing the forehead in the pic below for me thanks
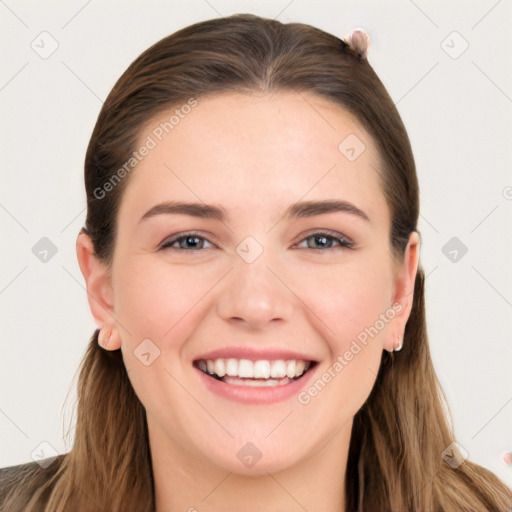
[118,90,388,229]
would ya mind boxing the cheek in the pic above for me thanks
[111,258,217,424]
[295,267,391,430]
[294,256,394,353]
[112,256,220,340]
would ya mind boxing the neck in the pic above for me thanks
[150,417,351,512]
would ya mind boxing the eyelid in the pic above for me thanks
[159,231,216,250]
[159,229,355,251]
[293,229,355,249]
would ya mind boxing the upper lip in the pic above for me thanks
[194,346,319,362]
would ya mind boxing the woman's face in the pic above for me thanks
[84,90,418,475]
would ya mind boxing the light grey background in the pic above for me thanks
[1,0,511,487]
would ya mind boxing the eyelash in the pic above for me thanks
[159,230,354,252]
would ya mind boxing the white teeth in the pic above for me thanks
[223,376,292,387]
[253,360,271,379]
[295,360,306,377]
[270,360,286,378]
[214,359,226,377]
[286,360,296,378]
[226,358,238,377]
[198,357,311,380]
[238,359,253,378]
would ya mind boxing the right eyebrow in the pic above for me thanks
[139,201,228,224]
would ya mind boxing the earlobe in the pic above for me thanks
[76,232,119,349]
[97,325,122,351]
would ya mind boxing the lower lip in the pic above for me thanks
[195,365,317,405]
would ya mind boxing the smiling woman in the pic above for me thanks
[1,12,511,512]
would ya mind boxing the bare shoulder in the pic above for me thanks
[0,454,67,509]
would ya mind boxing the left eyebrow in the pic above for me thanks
[283,199,370,223]
[138,199,370,224]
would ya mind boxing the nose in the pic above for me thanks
[216,251,294,330]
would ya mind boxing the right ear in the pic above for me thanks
[76,231,119,348]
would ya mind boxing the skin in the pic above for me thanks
[76,90,419,512]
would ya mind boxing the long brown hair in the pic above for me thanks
[6,13,511,511]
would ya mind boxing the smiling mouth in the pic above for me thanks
[194,358,315,387]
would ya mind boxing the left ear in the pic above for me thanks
[384,231,420,352]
